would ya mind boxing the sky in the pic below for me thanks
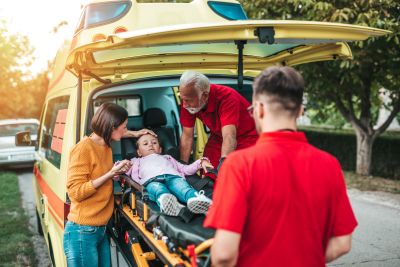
[0,0,84,74]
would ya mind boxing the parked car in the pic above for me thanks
[0,119,39,168]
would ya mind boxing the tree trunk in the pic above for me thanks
[355,130,375,176]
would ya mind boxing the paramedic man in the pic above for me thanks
[179,70,258,169]
[204,66,358,267]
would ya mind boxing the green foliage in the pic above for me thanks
[302,128,400,179]
[0,21,48,120]
[241,0,400,130]
[0,172,36,266]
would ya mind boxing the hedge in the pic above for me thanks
[301,128,400,180]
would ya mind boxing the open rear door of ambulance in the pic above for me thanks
[65,20,389,142]
[66,20,389,78]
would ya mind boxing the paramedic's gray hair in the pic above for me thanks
[180,70,210,93]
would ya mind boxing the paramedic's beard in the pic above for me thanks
[185,100,207,114]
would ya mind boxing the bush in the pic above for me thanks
[301,128,400,180]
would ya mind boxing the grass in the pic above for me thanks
[344,171,400,194]
[0,171,36,267]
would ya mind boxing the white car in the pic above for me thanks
[0,119,39,168]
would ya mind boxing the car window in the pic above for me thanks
[208,1,248,20]
[0,123,38,137]
[94,96,142,117]
[41,96,70,169]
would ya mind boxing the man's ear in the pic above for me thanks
[257,102,265,119]
[296,105,305,118]
[202,90,209,101]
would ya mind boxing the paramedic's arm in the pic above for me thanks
[180,126,194,163]
[325,234,352,263]
[211,229,241,267]
[221,125,237,158]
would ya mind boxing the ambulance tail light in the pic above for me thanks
[93,34,107,42]
[114,27,127,34]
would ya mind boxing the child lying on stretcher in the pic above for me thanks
[125,134,213,216]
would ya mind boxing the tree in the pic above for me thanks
[0,21,48,120]
[241,0,400,176]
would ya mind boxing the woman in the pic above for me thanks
[63,103,153,266]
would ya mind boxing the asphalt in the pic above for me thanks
[328,189,400,266]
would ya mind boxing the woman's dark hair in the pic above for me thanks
[91,103,128,146]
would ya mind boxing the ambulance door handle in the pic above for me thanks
[42,195,49,227]
[35,159,43,172]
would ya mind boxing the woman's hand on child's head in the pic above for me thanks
[200,158,214,174]
[135,128,157,138]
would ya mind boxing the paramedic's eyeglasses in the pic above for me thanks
[247,105,254,117]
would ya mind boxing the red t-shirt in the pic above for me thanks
[204,131,358,267]
[180,84,258,166]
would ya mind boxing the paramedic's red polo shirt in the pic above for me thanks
[180,84,258,166]
[204,131,358,267]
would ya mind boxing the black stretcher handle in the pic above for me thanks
[205,167,218,175]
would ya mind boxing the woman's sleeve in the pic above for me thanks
[66,145,97,202]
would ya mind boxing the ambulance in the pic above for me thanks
[15,0,388,266]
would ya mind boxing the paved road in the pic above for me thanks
[328,189,400,266]
[17,172,400,267]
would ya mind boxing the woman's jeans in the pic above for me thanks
[145,174,197,206]
[63,221,110,267]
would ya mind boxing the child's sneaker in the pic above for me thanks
[158,193,185,216]
[187,190,212,214]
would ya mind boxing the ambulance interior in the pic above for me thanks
[84,76,253,264]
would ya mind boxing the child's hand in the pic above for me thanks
[111,160,132,176]
[200,158,214,174]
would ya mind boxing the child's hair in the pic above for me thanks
[135,134,161,149]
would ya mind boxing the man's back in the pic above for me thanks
[205,131,357,266]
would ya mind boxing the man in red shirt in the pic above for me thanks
[179,71,258,170]
[204,66,358,267]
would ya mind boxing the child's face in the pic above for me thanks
[137,134,161,157]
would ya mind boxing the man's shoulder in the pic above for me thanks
[305,142,340,166]
[211,84,237,96]
[225,145,258,164]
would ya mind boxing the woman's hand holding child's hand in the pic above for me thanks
[111,160,132,176]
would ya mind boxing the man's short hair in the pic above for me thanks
[253,66,304,114]
[180,70,210,93]
[91,103,128,146]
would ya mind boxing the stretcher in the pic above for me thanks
[109,172,215,267]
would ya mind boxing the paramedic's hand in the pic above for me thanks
[111,160,132,176]
[200,158,214,174]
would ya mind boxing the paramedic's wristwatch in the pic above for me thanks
[217,157,226,172]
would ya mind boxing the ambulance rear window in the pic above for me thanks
[80,1,131,31]
[208,1,247,20]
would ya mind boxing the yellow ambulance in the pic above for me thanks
[15,0,388,266]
